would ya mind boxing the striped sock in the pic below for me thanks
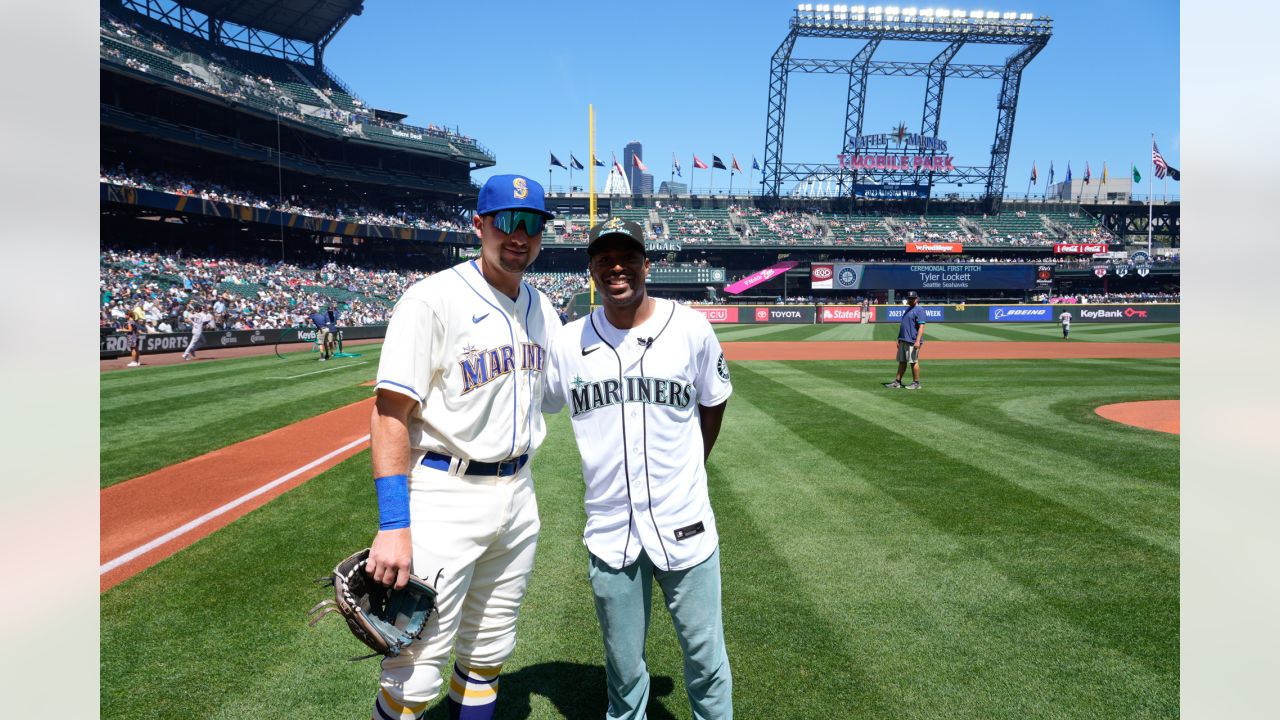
[446,663,501,720]
[372,688,428,720]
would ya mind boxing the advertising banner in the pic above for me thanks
[829,263,1036,290]
[753,306,815,324]
[811,263,834,290]
[853,183,931,199]
[723,261,799,295]
[101,325,388,358]
[1036,265,1055,287]
[988,306,1055,322]
[1054,243,1108,254]
[1074,305,1179,322]
[818,305,875,323]
[692,306,740,324]
[884,306,947,322]
[905,242,963,253]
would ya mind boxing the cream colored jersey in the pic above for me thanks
[544,298,733,572]
[375,260,560,463]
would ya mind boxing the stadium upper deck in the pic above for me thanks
[100,4,493,167]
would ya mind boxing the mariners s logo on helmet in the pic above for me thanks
[513,177,528,199]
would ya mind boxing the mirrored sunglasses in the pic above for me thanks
[490,209,546,236]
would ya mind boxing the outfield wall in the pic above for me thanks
[690,303,1180,325]
[100,325,388,359]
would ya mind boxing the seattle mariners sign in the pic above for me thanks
[837,123,955,173]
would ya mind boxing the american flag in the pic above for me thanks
[1152,140,1169,179]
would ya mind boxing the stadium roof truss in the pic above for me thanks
[761,5,1051,210]
[115,0,363,65]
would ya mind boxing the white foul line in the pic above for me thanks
[268,360,367,380]
[100,434,372,575]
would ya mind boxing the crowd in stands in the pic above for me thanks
[101,11,479,149]
[101,247,591,335]
[1048,292,1180,304]
[101,166,467,232]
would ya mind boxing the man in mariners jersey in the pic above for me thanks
[365,174,560,720]
[544,218,734,719]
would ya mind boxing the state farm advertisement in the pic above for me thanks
[905,242,963,253]
[819,305,875,323]
[811,263,834,289]
[1054,243,1108,254]
[692,306,739,324]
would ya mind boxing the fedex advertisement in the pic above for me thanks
[988,306,1055,322]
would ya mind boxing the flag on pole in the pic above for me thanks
[752,156,760,171]
[569,154,585,171]
[1031,162,1038,184]
[1101,162,1107,184]
[673,156,682,177]
[1152,140,1169,179]
[693,155,708,170]
[1165,164,1180,181]
[613,156,626,176]
[1047,161,1055,186]
[591,155,605,167]
[632,155,649,172]
[550,153,566,169]
[1083,162,1091,185]
[1132,164,1141,183]
[712,155,727,170]
[731,155,742,174]
[1064,163,1072,185]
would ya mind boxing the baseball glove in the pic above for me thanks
[307,548,438,661]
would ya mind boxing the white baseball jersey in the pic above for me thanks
[375,260,560,463]
[191,311,213,334]
[1059,311,1072,326]
[544,298,732,572]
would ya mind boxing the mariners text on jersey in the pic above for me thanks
[461,342,547,395]
[569,375,695,417]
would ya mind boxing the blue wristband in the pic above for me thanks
[374,474,410,530]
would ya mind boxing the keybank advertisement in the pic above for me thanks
[988,306,1055,322]
[829,263,1036,290]
[883,306,947,322]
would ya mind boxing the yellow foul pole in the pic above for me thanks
[589,103,597,306]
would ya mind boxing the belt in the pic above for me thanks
[421,451,529,477]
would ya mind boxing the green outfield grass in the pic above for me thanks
[713,322,1180,343]
[101,352,1179,719]
[100,345,384,487]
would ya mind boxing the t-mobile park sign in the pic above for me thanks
[837,124,955,173]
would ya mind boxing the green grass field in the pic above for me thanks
[101,335,1179,719]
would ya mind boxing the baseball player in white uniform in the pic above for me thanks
[182,307,214,360]
[365,174,559,720]
[544,219,734,720]
[1059,310,1072,339]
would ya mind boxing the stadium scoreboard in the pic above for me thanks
[648,266,727,285]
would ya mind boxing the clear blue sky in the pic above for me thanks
[324,1,1179,198]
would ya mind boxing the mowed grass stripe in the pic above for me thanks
[768,360,1179,553]
[100,348,382,487]
[730,363,1178,680]
[713,384,1173,718]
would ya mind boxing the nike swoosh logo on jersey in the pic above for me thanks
[472,313,489,323]
[582,346,599,356]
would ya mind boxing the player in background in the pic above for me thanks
[544,219,734,720]
[1059,309,1072,339]
[884,290,927,390]
[182,305,214,360]
[364,174,559,720]
[125,305,146,367]
[310,306,339,361]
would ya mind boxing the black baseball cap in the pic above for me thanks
[587,218,645,256]
[905,291,919,299]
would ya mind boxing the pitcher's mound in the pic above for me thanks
[1095,400,1179,434]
